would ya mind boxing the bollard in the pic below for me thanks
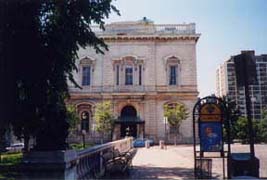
[145,140,150,148]
[159,140,165,149]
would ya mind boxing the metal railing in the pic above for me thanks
[76,137,133,179]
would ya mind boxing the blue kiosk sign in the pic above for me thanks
[193,96,227,179]
[199,104,223,152]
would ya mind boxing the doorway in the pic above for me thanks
[120,105,137,138]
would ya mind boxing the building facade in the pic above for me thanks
[216,51,267,120]
[68,19,200,143]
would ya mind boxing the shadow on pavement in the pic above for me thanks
[104,165,222,179]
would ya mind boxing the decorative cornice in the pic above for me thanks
[99,34,200,42]
[112,56,146,70]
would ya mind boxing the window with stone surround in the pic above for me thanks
[125,66,133,85]
[79,57,95,87]
[169,65,177,85]
[113,56,144,86]
[82,66,91,86]
[77,103,93,133]
[166,56,180,86]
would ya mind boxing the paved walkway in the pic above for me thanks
[129,145,195,179]
[127,144,267,179]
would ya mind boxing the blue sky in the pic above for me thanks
[106,0,267,97]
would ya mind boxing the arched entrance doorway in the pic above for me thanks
[120,105,137,138]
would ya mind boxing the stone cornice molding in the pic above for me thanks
[79,56,96,71]
[112,55,146,70]
[75,101,95,108]
[99,34,200,42]
[163,55,181,71]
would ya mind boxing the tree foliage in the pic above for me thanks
[66,105,79,131]
[164,103,188,144]
[235,116,250,143]
[256,109,267,143]
[234,116,265,144]
[0,1,119,150]
[94,101,115,139]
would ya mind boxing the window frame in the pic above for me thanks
[116,64,120,86]
[82,66,91,86]
[125,66,134,85]
[169,65,177,85]
[139,65,142,86]
[165,56,180,86]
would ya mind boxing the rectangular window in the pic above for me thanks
[125,67,133,85]
[139,65,142,85]
[169,66,177,85]
[82,66,91,86]
[116,65,120,85]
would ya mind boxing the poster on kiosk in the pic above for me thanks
[199,103,223,152]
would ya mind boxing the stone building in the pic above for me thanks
[216,51,267,120]
[68,18,200,143]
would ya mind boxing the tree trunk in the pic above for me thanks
[24,135,30,152]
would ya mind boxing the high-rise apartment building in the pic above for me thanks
[216,51,267,120]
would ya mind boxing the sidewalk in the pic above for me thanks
[129,145,195,179]
[128,144,267,179]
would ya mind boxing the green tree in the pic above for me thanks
[0,1,119,150]
[164,103,189,145]
[257,109,267,143]
[234,116,261,144]
[235,117,250,143]
[66,105,79,131]
[94,101,115,142]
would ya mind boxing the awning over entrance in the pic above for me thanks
[115,117,145,124]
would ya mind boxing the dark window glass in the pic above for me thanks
[169,66,177,85]
[116,65,119,85]
[81,111,89,132]
[139,65,142,85]
[125,67,133,85]
[82,66,91,86]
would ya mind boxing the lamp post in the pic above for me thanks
[164,117,167,143]
[82,130,86,149]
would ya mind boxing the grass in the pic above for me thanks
[0,152,22,166]
[69,143,94,150]
[0,152,22,180]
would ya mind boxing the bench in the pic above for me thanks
[103,148,137,176]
